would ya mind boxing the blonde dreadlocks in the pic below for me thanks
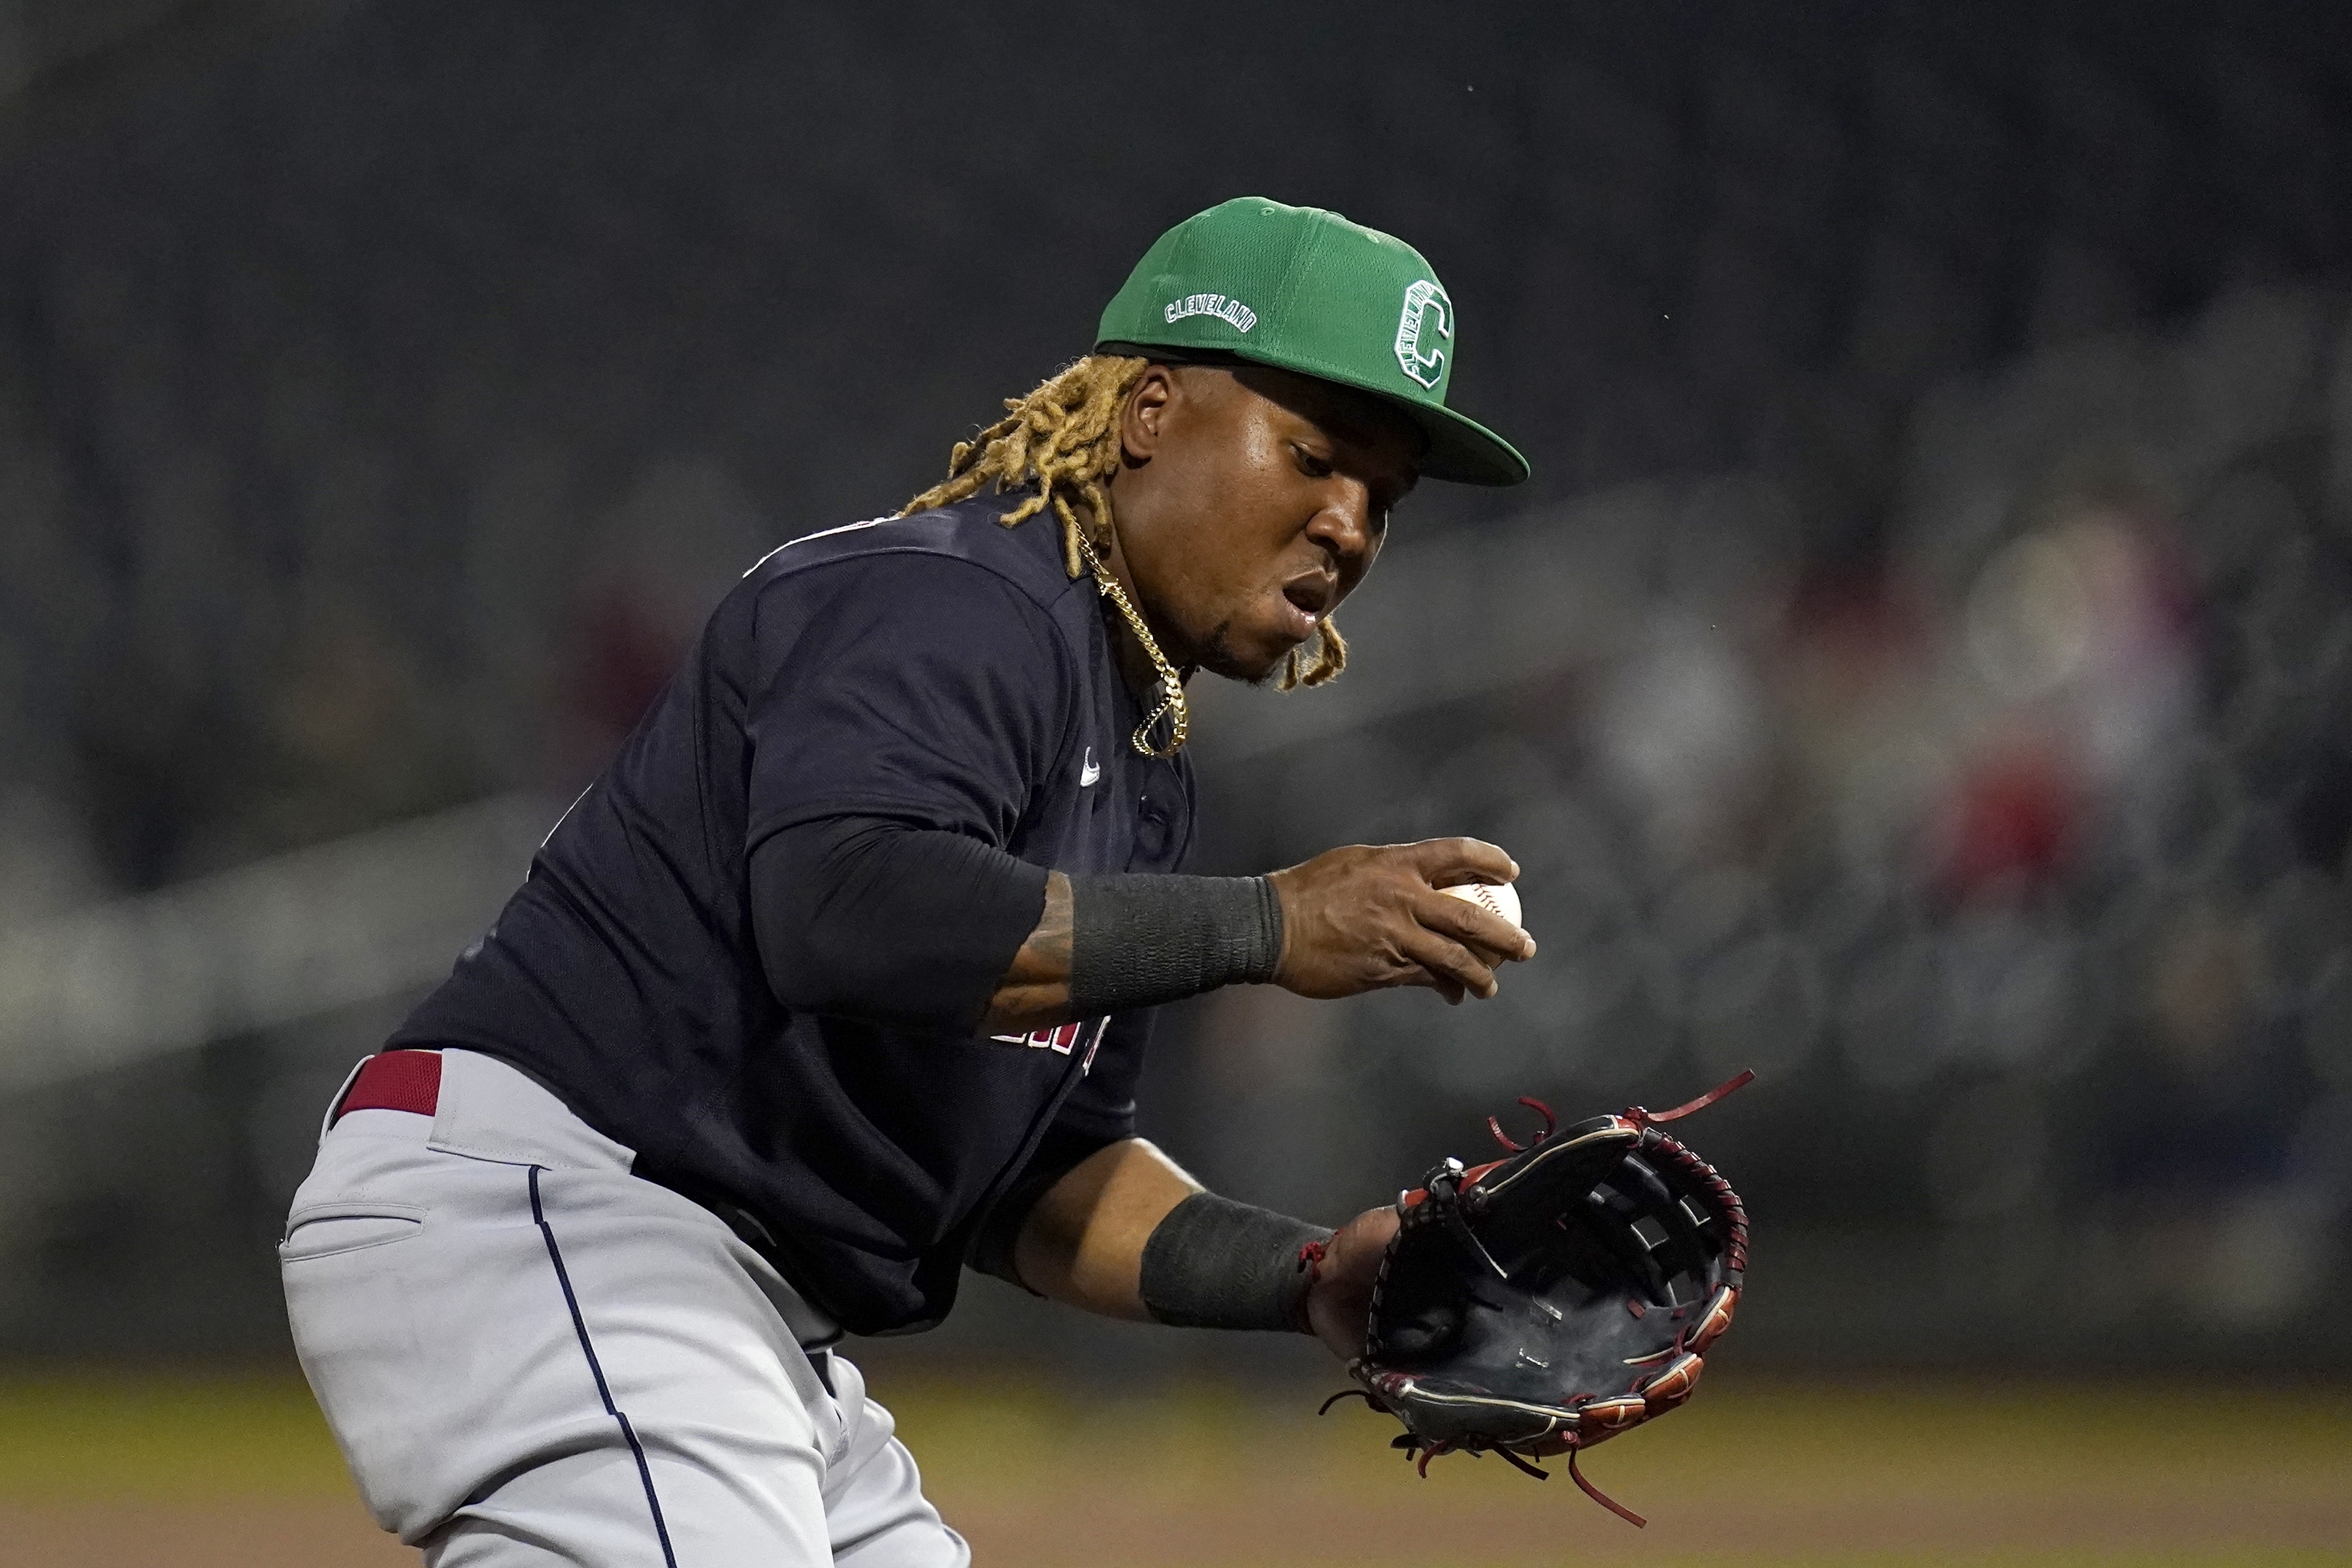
[902,355,1349,713]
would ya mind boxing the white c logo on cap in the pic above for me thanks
[1394,279,1452,389]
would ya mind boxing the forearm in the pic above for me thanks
[1009,1139,1335,1333]
[1009,1137,1203,1319]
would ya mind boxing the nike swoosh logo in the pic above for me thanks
[1079,747,1101,787]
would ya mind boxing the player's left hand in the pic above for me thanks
[1303,1203,1400,1361]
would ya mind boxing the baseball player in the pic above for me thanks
[280,197,1532,1566]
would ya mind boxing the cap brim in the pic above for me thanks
[1096,340,1530,487]
[1392,397,1529,487]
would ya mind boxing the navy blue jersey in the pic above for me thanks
[391,496,1196,1333]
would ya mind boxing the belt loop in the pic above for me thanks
[318,1055,373,1146]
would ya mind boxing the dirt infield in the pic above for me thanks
[3,1370,2345,1566]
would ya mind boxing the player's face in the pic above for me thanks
[1112,365,1422,683]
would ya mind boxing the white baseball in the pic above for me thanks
[1439,879,1524,933]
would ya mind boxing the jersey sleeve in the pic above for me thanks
[744,552,1076,851]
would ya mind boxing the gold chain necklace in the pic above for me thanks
[1072,530,1188,757]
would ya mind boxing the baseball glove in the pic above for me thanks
[1320,1071,1752,1526]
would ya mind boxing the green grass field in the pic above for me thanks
[3,1368,2345,1566]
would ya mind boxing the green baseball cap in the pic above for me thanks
[1094,197,1529,486]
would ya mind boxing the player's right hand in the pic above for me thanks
[1264,838,1534,1004]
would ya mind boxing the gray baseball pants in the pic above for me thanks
[280,1048,970,1567]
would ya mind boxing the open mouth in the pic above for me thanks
[1278,578,1332,642]
[1282,575,1334,619]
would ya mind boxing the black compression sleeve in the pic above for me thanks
[751,815,1047,1036]
[1139,1192,1333,1333]
[1068,874,1282,1017]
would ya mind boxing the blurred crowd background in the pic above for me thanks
[1,0,2348,1379]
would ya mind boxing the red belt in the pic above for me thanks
[333,1050,443,1124]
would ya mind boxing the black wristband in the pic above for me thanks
[1138,1192,1332,1333]
[1068,874,1282,1017]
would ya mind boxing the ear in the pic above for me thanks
[1119,365,1182,468]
